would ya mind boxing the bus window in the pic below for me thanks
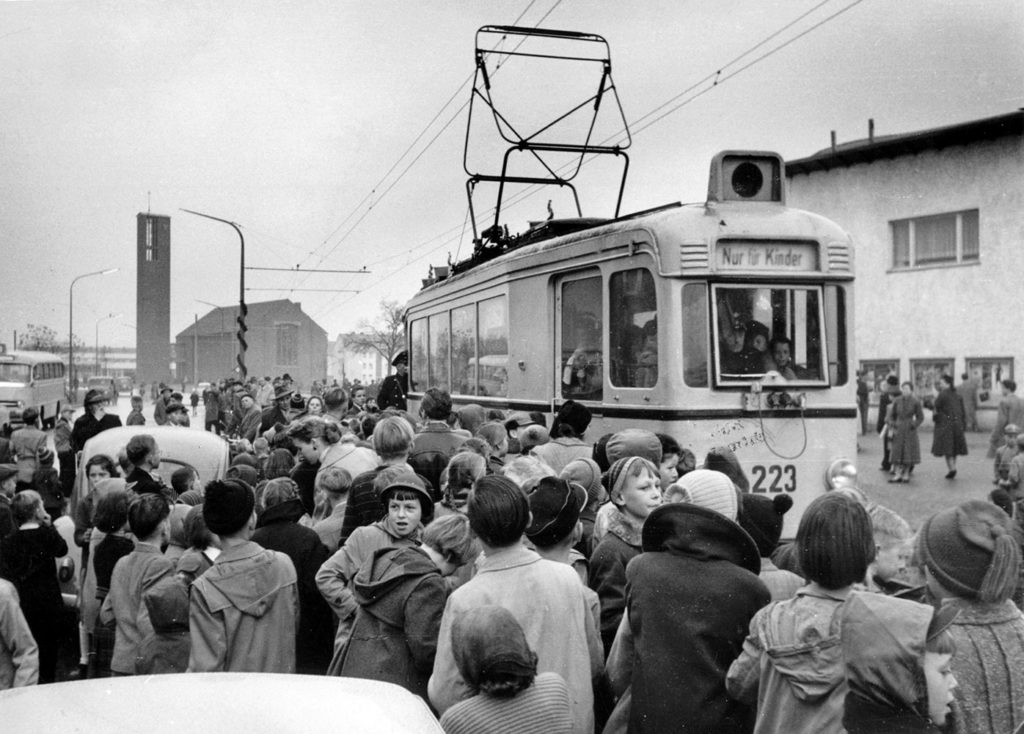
[682,283,709,387]
[0,364,31,383]
[428,312,450,390]
[713,285,826,383]
[610,269,657,388]
[477,296,508,397]
[561,276,603,400]
[410,318,428,393]
[451,305,476,395]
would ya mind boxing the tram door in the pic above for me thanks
[555,271,604,403]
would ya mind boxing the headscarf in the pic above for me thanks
[452,605,538,693]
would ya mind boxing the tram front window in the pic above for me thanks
[714,285,826,383]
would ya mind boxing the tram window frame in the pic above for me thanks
[711,283,830,386]
[476,295,509,398]
[451,304,476,396]
[609,268,659,389]
[409,318,428,394]
[682,283,709,387]
[428,312,451,391]
[559,274,604,401]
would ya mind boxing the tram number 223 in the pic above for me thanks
[751,464,796,494]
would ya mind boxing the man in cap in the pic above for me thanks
[236,392,262,443]
[188,479,298,673]
[71,389,122,453]
[377,350,409,412]
[260,383,294,434]
[153,384,173,426]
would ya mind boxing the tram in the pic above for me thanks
[404,150,856,537]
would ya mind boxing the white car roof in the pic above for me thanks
[0,673,445,733]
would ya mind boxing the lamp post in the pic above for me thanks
[182,209,247,381]
[95,313,121,373]
[69,268,118,401]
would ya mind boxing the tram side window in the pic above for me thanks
[714,285,826,383]
[410,318,428,393]
[682,284,709,387]
[477,296,508,398]
[451,305,476,395]
[609,269,658,388]
[428,312,450,391]
[561,277,603,400]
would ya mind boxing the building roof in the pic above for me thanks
[786,109,1024,176]
[177,299,326,339]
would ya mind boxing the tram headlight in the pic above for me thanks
[707,151,785,204]
[825,458,858,492]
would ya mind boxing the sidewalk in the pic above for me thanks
[855,425,995,528]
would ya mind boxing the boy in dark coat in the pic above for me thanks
[621,500,770,733]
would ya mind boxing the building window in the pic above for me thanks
[891,210,978,268]
[145,218,155,262]
[276,323,298,366]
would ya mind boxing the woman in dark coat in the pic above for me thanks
[888,381,924,483]
[930,374,968,479]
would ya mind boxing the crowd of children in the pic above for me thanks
[0,386,1023,734]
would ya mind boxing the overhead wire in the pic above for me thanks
[317,0,861,322]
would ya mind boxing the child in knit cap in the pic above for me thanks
[589,456,661,654]
[727,492,876,734]
[916,500,1024,734]
[525,476,593,586]
[560,458,605,559]
[593,429,663,544]
[738,493,802,601]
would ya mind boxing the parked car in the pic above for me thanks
[79,375,118,403]
[0,674,446,733]
[71,425,230,517]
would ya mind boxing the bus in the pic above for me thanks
[403,151,857,537]
[0,349,67,430]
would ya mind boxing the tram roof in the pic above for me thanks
[413,197,851,301]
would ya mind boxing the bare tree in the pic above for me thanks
[18,324,82,353]
[345,299,405,367]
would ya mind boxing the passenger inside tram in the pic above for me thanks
[562,312,603,399]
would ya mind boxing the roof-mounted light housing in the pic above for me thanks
[707,150,785,204]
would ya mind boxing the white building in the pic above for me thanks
[786,110,1024,428]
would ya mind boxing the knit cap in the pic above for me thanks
[203,478,255,535]
[226,463,259,488]
[36,447,54,466]
[917,500,1021,604]
[551,400,592,437]
[606,456,656,503]
[666,469,739,521]
[740,493,793,557]
[605,428,662,465]
[525,476,586,547]
[519,424,550,453]
[561,457,605,506]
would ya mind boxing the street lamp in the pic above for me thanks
[69,268,118,401]
[95,313,121,373]
[182,209,247,381]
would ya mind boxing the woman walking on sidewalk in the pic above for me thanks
[930,374,968,479]
[888,381,924,483]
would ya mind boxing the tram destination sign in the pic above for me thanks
[716,241,818,272]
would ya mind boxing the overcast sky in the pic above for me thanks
[1,0,1021,349]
